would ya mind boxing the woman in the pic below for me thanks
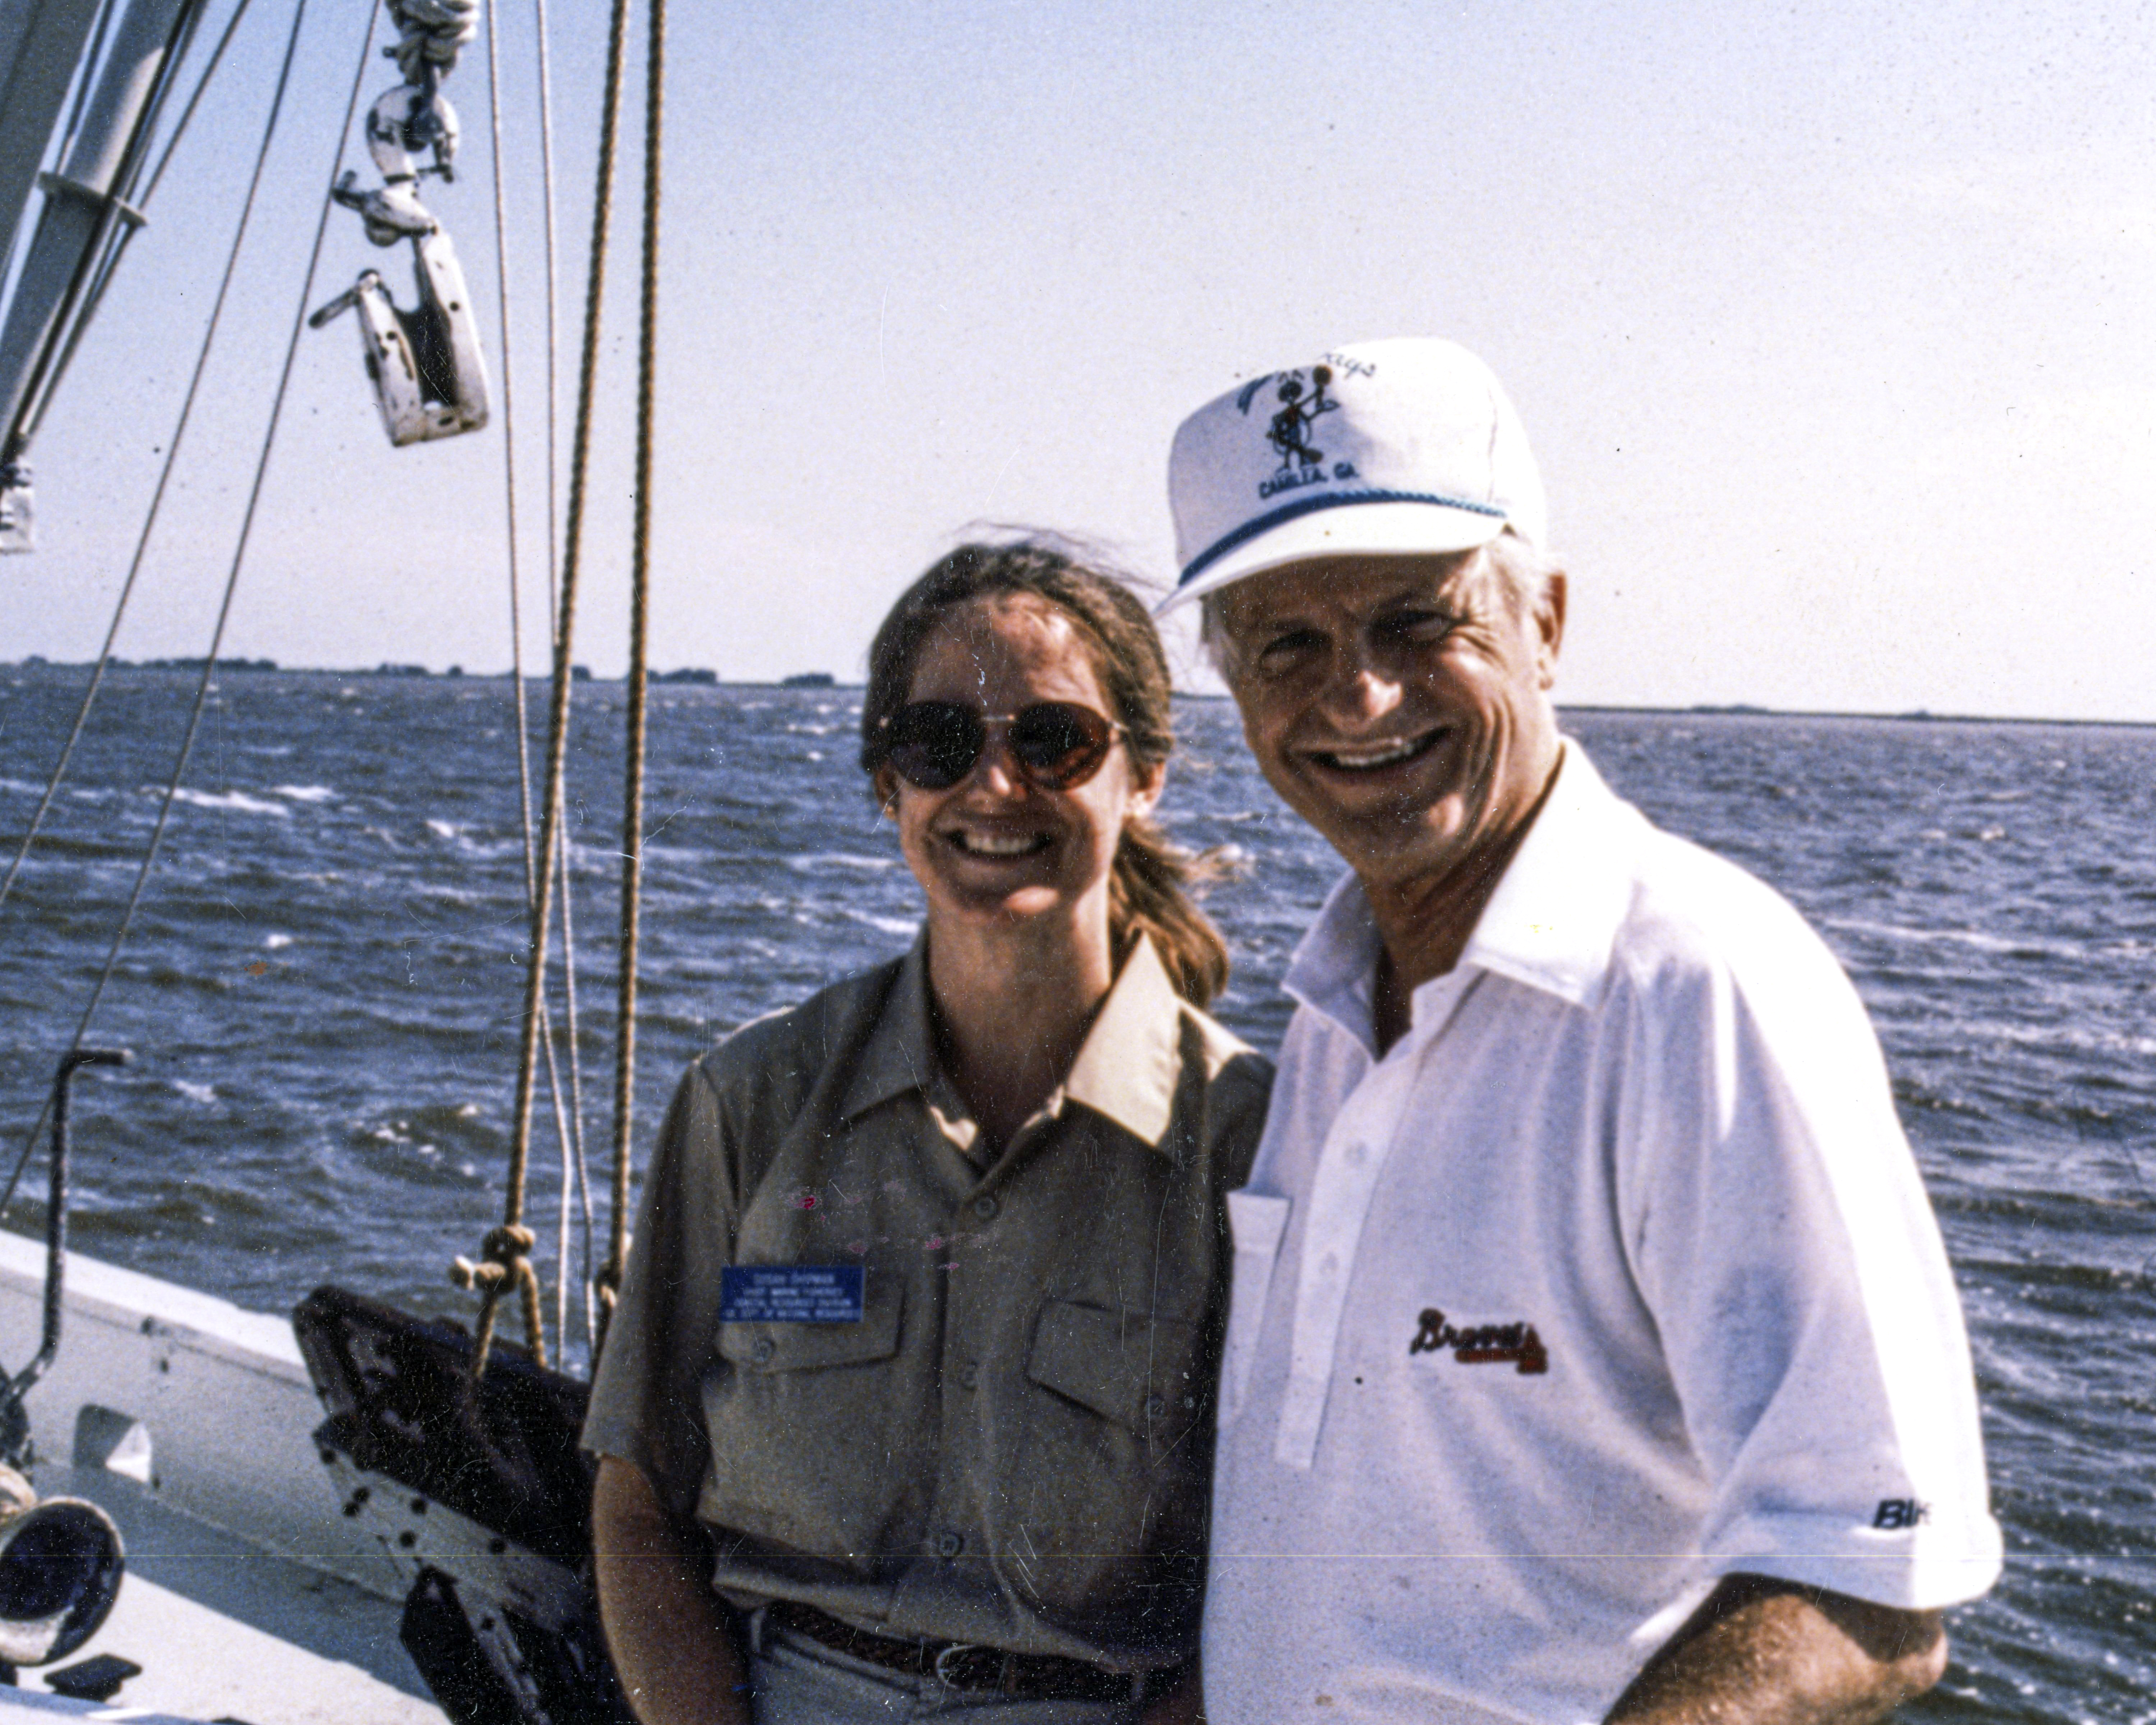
[585,540,1270,1725]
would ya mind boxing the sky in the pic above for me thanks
[4,0,2154,719]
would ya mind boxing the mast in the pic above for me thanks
[0,0,201,551]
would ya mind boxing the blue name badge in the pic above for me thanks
[720,1265,865,1324]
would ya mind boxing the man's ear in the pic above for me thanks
[1535,571,1567,689]
[873,765,901,816]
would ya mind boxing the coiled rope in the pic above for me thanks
[1,0,379,1215]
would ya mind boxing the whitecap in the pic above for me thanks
[1824,916,2091,967]
[847,912,921,939]
[173,1080,217,1106]
[786,852,897,873]
[273,784,337,803]
[426,819,459,841]
[263,933,294,950]
[164,787,290,818]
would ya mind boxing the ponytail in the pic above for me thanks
[1109,814,1231,1010]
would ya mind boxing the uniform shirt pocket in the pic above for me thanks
[1222,1190,1291,1425]
[1026,1300,1203,1442]
[714,1288,904,1374]
[698,1279,907,1563]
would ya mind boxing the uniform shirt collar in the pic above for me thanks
[1282,741,1637,1047]
[839,931,1186,1153]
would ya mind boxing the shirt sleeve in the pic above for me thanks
[581,1058,734,1523]
[1623,913,2003,1611]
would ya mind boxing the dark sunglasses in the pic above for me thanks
[878,700,1126,792]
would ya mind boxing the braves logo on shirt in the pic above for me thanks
[1408,1307,1548,1374]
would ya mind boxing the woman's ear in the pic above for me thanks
[873,765,901,816]
[1127,757,1165,822]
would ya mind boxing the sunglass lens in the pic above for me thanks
[886,703,981,789]
[1011,703,1113,789]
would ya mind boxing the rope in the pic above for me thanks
[1,0,380,1216]
[603,0,665,1340]
[530,0,597,1363]
[478,0,577,1367]
[142,0,260,205]
[473,0,635,1381]
[0,0,268,924]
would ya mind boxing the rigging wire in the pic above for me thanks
[482,0,581,1367]
[0,0,261,921]
[472,0,637,1380]
[0,0,381,1215]
[530,0,598,1363]
[46,0,263,381]
[7,0,212,456]
[54,0,122,176]
[608,0,666,1331]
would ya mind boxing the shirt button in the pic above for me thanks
[935,1530,964,1559]
[972,1194,998,1220]
[751,1338,774,1364]
[959,1363,980,1390]
[1144,1394,1167,1419]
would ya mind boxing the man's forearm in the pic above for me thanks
[1603,1574,1946,1725]
[592,1456,749,1725]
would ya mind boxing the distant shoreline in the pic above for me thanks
[5,659,2151,729]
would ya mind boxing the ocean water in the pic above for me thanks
[1,667,2151,1721]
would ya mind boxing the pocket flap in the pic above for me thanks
[716,1273,902,1373]
[1026,1300,1198,1431]
[1227,1189,1290,1257]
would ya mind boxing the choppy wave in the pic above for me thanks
[0,674,2150,1724]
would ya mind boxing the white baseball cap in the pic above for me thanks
[1159,337,1546,614]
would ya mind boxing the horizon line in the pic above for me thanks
[6,657,2152,731]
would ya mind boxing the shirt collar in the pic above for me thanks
[839,932,1187,1154]
[1458,742,1637,1008]
[1061,933,1184,1151]
[838,936,939,1123]
[1282,741,1638,1044]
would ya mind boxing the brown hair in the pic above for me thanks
[860,538,1232,1009]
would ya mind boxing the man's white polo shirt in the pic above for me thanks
[1203,744,2001,1725]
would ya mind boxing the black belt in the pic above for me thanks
[765,1598,1158,1704]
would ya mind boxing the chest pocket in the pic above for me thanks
[714,1275,904,1374]
[1026,1300,1202,1445]
[699,1277,907,1563]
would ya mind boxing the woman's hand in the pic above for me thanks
[592,1455,751,1725]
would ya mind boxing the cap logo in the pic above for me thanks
[1240,366,1359,502]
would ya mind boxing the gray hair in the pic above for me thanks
[1198,530,1560,683]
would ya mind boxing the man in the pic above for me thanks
[1159,338,2001,1724]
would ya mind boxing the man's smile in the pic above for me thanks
[1301,727,1448,776]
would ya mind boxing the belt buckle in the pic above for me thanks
[932,1643,983,1689]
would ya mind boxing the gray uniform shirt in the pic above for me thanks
[583,935,1272,1672]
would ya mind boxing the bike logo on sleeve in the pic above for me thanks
[1408,1307,1549,1375]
